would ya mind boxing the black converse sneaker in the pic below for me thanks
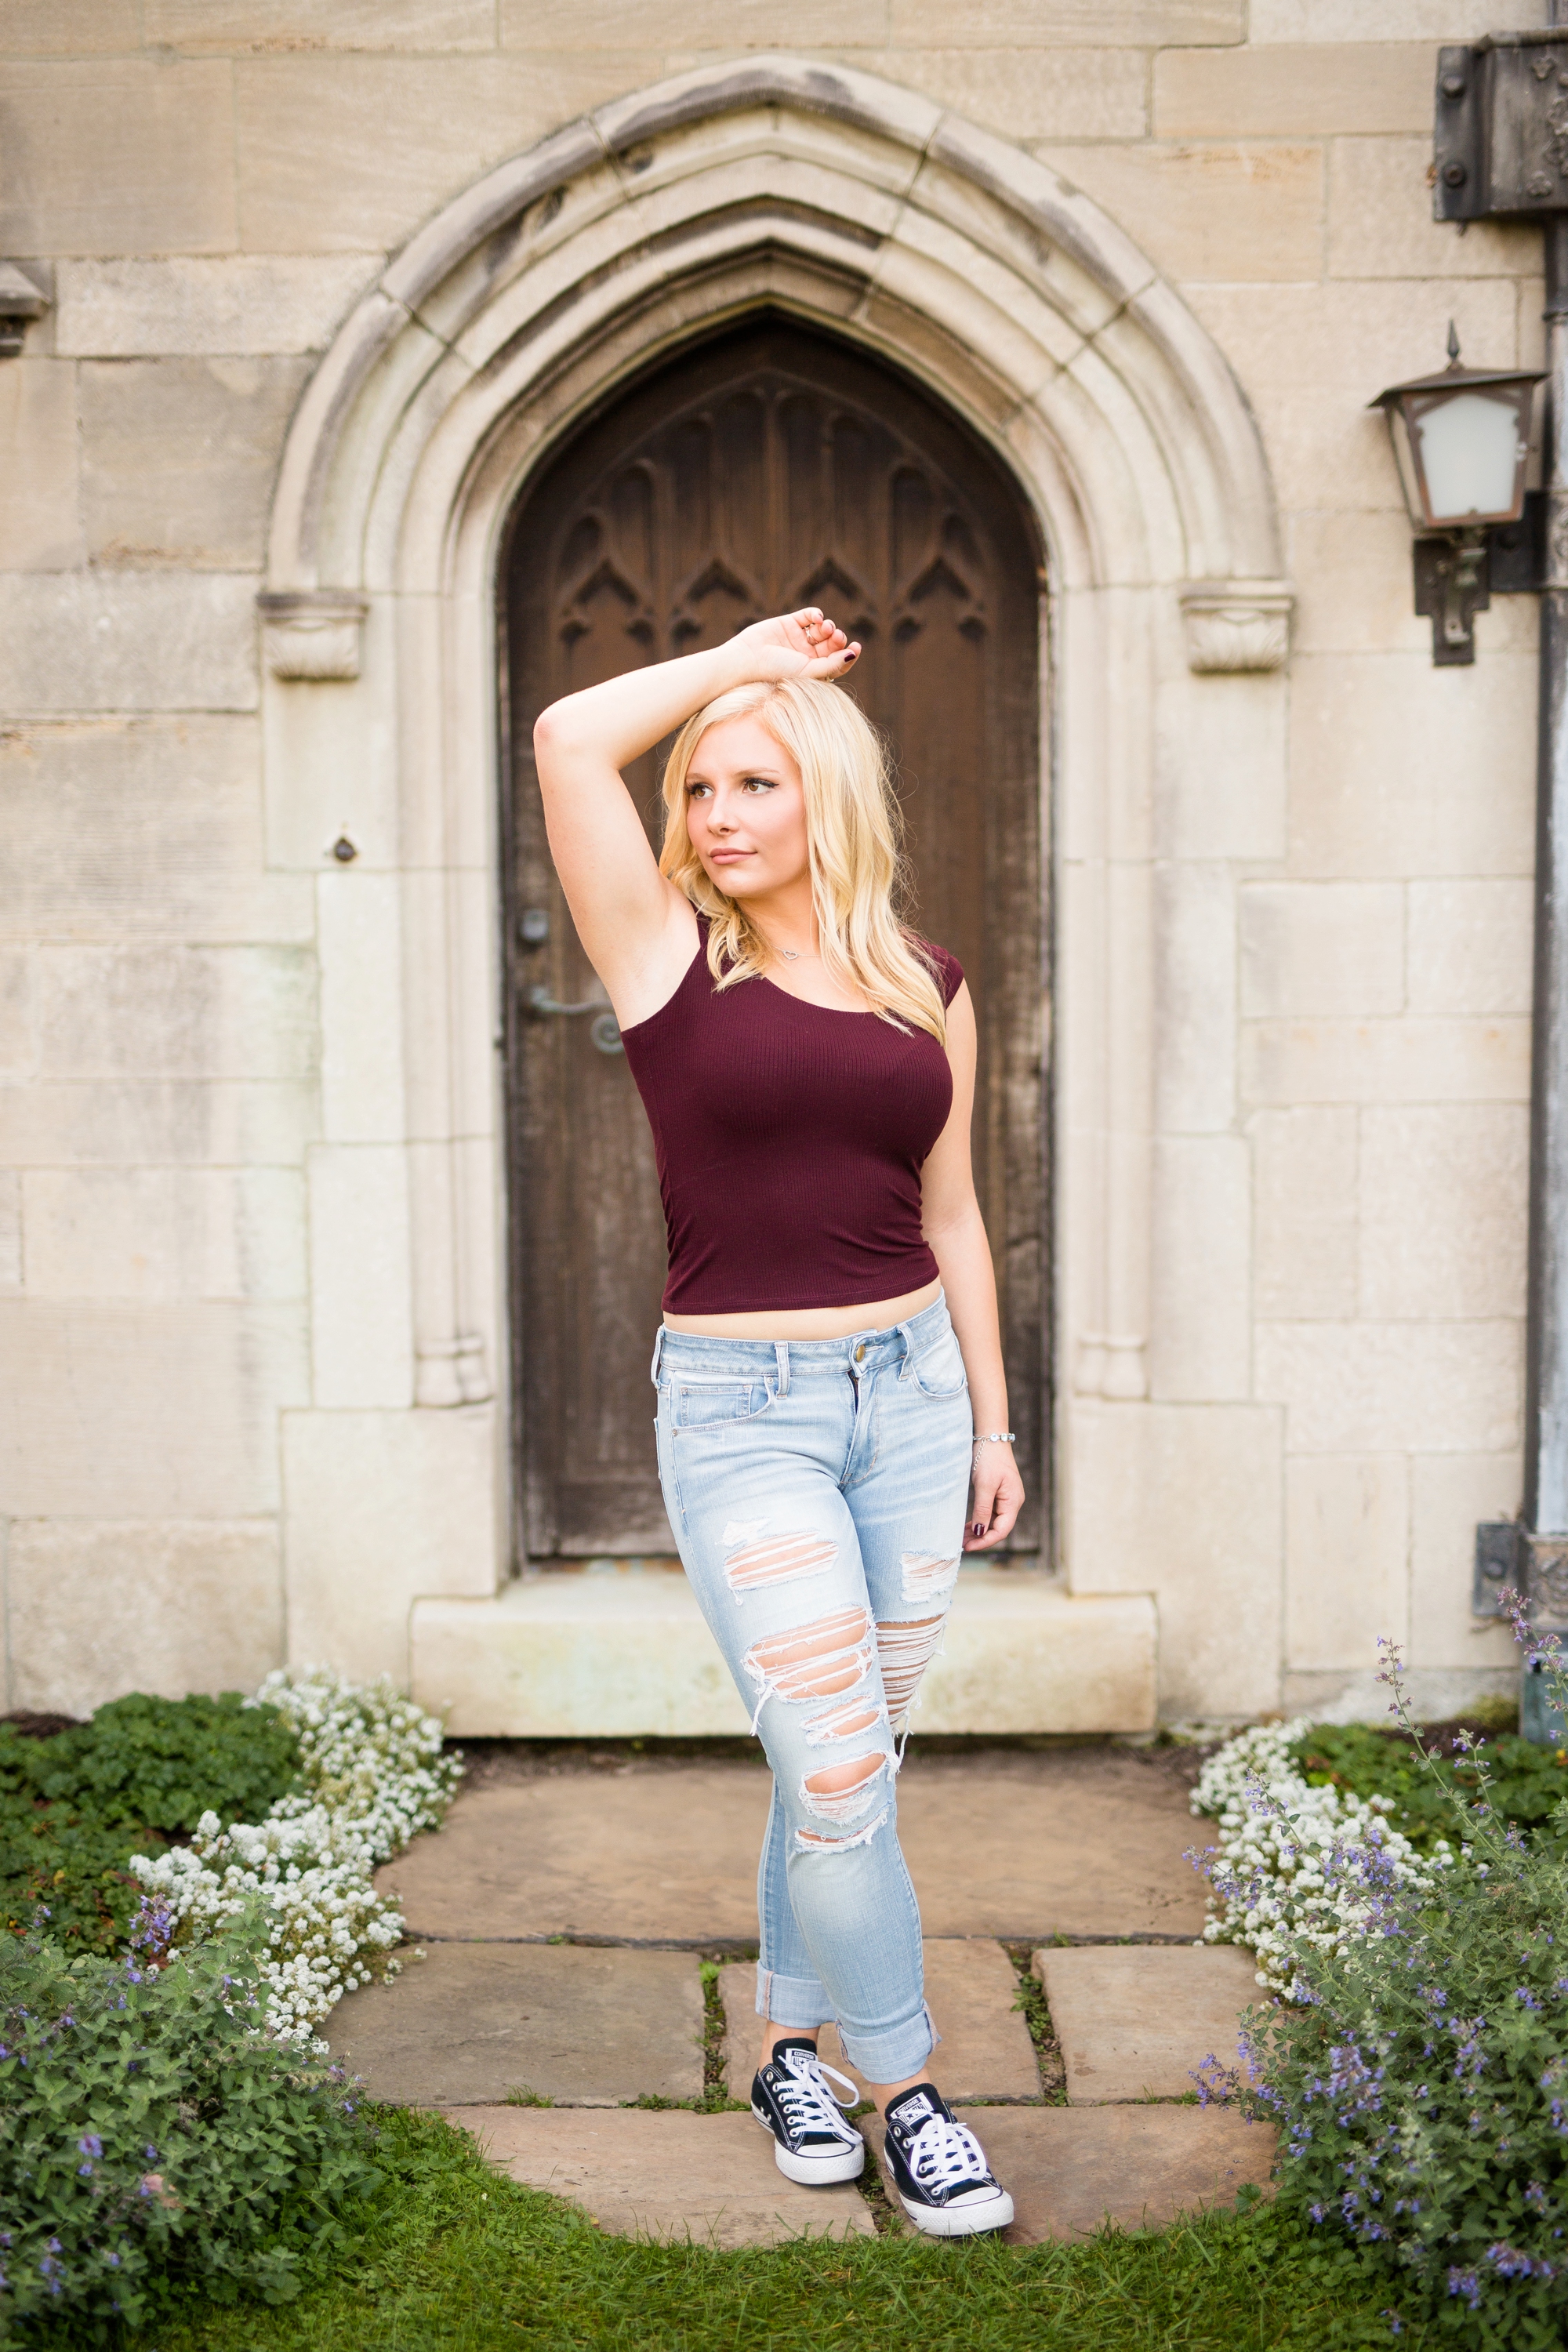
[751,2038,866,2184]
[881,2084,1014,2236]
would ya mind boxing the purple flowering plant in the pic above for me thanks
[1193,1603,1568,2349]
[0,1894,379,2334]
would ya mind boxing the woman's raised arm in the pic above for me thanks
[532,608,858,1025]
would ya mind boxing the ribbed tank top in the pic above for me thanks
[619,920,964,1316]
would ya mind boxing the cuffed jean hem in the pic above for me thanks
[755,1964,830,2030]
[837,2003,937,2086]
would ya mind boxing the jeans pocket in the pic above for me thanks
[673,1380,774,1429]
[909,1326,969,1399]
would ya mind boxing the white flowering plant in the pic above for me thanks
[129,1671,461,2045]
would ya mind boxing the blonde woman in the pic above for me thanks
[534,608,1022,2235]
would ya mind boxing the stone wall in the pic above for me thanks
[0,0,1544,1725]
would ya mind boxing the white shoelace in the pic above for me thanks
[773,2047,862,2147]
[904,2107,993,2195]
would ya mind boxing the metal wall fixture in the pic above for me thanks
[0,263,49,357]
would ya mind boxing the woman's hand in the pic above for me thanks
[731,608,862,683]
[966,1439,1024,1552]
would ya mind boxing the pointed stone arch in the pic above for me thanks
[263,55,1290,1689]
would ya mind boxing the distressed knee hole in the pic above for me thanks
[795,1805,891,1855]
[877,1614,946,1728]
[804,1697,887,1747]
[900,1549,960,1606]
[742,1606,873,1728]
[803,1749,887,1801]
[723,1525,838,1596]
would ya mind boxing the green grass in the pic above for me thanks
[113,2107,1421,2352]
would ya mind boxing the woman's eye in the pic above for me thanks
[742,776,775,793]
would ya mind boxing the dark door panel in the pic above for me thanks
[501,317,1046,1560]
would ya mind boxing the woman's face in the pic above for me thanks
[681,714,809,902]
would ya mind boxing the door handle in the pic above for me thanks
[526,985,622,1055]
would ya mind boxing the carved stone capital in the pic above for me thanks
[415,1334,492,1409]
[1179,579,1293,673]
[1076,1333,1148,1400]
[257,589,369,682]
[0,261,49,358]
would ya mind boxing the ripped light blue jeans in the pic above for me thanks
[652,1293,971,2083]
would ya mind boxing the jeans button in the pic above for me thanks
[854,1343,866,1363]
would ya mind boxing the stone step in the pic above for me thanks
[411,1568,1156,1737]
[443,2107,876,2246]
[327,1942,703,2107]
[718,1939,1040,2105]
[1033,1944,1265,2104]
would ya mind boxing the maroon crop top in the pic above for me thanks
[619,920,964,1315]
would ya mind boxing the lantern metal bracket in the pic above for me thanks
[1412,527,1491,664]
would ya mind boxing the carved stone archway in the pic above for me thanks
[262,54,1289,1690]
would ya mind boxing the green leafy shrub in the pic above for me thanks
[1292,1718,1568,1858]
[0,1694,302,1955]
[0,1899,379,2336]
[1199,1614,1568,2347]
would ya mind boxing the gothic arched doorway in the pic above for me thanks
[500,315,1046,1563]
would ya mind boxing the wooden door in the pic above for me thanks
[501,318,1045,1560]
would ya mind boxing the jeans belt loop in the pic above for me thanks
[895,1316,916,1380]
[650,1325,666,1384]
[775,1339,790,1398]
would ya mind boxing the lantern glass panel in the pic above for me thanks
[1408,386,1529,528]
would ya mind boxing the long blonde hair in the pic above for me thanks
[659,679,947,1043]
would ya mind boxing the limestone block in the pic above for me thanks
[318,873,405,1142]
[1153,673,1287,862]
[1242,1018,1530,1108]
[412,1573,1158,1737]
[0,1172,20,1290]
[0,718,311,946]
[503,0,865,41]
[307,1145,413,1408]
[1035,140,1323,285]
[0,572,257,715]
[20,1167,306,1302]
[327,1944,704,2108]
[1250,1106,1358,1322]
[1186,281,1517,519]
[234,55,666,251]
[1149,1137,1250,1405]
[1154,863,1236,1135]
[80,358,308,571]
[1066,1401,1283,1720]
[147,0,495,49]
[0,1301,307,1515]
[1407,879,1533,1018]
[1254,1321,1519,1457]
[887,0,1242,40]
[448,2108,873,2246]
[0,361,82,572]
[1240,883,1405,1020]
[1410,1450,1525,1671]
[3,1079,318,1171]
[1033,1945,1264,2103]
[1330,136,1537,281]
[1253,0,1530,36]
[36,946,317,1082]
[1285,1454,1410,1675]
[56,257,379,360]
[6,1518,283,1720]
[1359,1105,1526,1321]
[1155,42,1432,136]
[0,950,33,1077]
[2,2,138,54]
[865,48,1145,140]
[818,1939,1041,2105]
[282,1403,499,1685]
[0,60,237,255]
[1284,1661,1518,1722]
[1287,510,1432,658]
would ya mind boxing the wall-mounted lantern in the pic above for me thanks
[1370,325,1543,663]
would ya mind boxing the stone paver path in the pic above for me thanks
[1035,1945,1265,2105]
[334,1743,1275,2246]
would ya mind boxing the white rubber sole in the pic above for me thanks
[753,2107,866,2185]
[895,2184,1015,2237]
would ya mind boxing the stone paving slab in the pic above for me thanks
[380,1748,1203,1942]
[1033,1944,1265,2104]
[717,1940,1038,2103]
[443,2107,876,2247]
[867,2106,1277,2243]
[327,1943,702,2107]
